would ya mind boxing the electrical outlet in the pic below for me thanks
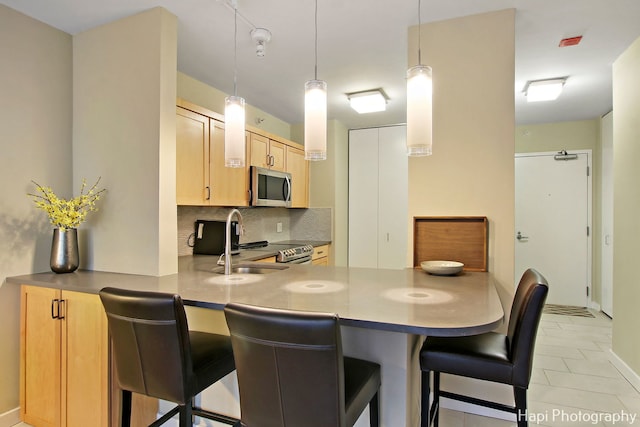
[276,222,283,233]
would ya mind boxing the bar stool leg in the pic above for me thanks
[121,390,132,427]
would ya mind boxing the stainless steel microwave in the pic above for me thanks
[250,166,292,207]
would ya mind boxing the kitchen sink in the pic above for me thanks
[213,263,289,275]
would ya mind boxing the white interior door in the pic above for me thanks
[349,126,408,269]
[349,128,379,268]
[377,126,408,269]
[515,152,591,307]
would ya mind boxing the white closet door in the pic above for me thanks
[349,128,380,268]
[378,126,408,269]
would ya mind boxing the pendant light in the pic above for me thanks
[304,0,327,161]
[225,6,246,168]
[406,0,433,157]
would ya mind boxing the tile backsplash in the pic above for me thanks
[177,206,331,256]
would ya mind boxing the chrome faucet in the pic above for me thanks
[220,208,244,275]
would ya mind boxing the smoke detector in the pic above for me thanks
[251,28,272,57]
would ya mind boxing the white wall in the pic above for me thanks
[73,7,178,276]
[0,4,72,416]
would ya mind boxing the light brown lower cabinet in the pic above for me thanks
[20,285,157,427]
[20,285,108,427]
[312,245,330,266]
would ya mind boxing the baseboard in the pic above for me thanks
[0,407,20,427]
[609,349,640,393]
[441,397,516,422]
[589,300,601,311]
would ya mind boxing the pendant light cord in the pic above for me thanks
[233,7,238,96]
[314,0,318,80]
[417,0,422,65]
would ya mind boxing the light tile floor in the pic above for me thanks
[15,311,639,427]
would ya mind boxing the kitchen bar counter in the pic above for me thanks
[8,255,503,336]
[8,258,504,427]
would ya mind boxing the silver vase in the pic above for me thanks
[50,228,79,273]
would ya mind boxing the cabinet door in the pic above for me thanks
[20,285,62,427]
[250,133,270,168]
[269,140,286,171]
[210,120,250,206]
[176,107,209,205]
[63,291,109,427]
[286,145,308,208]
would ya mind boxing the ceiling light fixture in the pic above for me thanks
[250,28,271,58]
[304,0,327,161]
[524,78,566,102]
[347,89,388,114]
[224,6,246,168]
[406,0,433,157]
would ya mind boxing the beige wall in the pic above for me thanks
[300,120,349,266]
[177,72,293,140]
[73,7,178,276]
[515,119,603,307]
[612,35,640,374]
[0,4,73,415]
[408,10,516,306]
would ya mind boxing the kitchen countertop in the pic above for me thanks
[6,255,503,336]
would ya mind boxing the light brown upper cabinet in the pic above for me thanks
[176,103,250,206]
[249,133,285,172]
[286,145,309,208]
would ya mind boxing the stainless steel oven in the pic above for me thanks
[275,244,314,264]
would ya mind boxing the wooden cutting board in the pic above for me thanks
[413,216,488,271]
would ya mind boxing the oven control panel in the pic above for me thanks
[277,244,314,262]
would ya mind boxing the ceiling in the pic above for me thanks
[3,0,640,129]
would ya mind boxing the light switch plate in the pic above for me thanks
[277,222,283,233]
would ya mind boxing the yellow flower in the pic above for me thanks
[28,178,106,231]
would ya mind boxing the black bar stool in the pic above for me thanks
[420,268,549,427]
[99,287,240,427]
[224,302,381,427]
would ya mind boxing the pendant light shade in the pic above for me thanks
[406,0,433,157]
[304,79,327,161]
[224,95,245,167]
[224,6,245,168]
[406,64,432,156]
[304,0,327,161]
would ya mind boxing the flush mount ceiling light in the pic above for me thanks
[347,89,388,114]
[304,0,327,161]
[406,0,433,157]
[224,6,246,168]
[524,78,567,102]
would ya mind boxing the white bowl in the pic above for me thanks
[421,260,464,276]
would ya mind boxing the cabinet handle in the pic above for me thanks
[205,186,211,200]
[58,299,65,320]
[50,299,65,320]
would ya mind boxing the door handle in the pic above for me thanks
[516,231,529,241]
